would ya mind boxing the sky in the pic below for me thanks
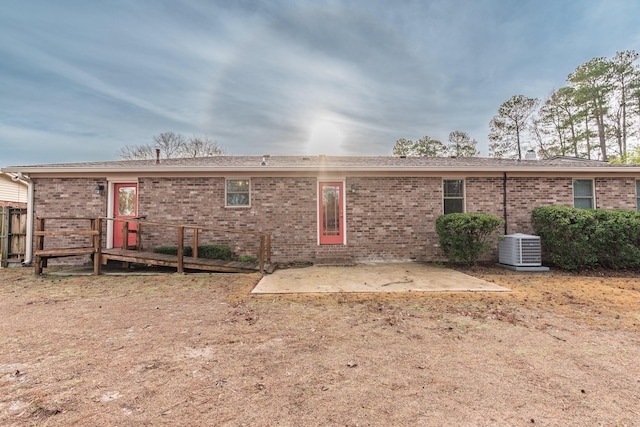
[2,0,640,167]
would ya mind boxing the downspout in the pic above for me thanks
[503,172,508,235]
[12,173,34,265]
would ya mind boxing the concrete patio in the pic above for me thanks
[252,262,510,294]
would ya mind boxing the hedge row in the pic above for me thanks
[532,206,640,270]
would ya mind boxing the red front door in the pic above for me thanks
[319,182,344,245]
[113,183,138,248]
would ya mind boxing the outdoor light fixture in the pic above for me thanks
[94,184,105,195]
[351,184,357,193]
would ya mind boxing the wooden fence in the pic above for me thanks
[0,206,27,267]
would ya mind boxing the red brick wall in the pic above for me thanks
[466,177,505,218]
[30,174,640,265]
[138,177,318,262]
[345,177,440,261]
[595,177,636,210]
[32,177,107,264]
[505,176,638,234]
[505,177,574,234]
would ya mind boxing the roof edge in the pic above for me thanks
[4,165,640,174]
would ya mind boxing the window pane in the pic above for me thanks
[227,179,249,192]
[226,179,250,206]
[118,187,136,216]
[444,199,464,214]
[227,193,249,206]
[573,179,593,197]
[574,198,593,209]
[444,180,464,198]
[322,186,341,236]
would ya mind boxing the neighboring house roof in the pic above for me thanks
[3,155,640,174]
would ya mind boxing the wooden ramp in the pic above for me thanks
[101,248,270,274]
[33,217,272,275]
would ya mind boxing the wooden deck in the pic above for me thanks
[101,248,271,274]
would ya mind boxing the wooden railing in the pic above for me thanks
[33,216,271,274]
[111,218,271,273]
[34,217,102,275]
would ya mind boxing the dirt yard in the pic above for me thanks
[1,265,639,426]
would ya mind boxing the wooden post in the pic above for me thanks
[34,218,45,275]
[93,218,102,275]
[193,228,199,259]
[0,207,8,268]
[121,220,130,268]
[266,233,271,263]
[259,235,265,273]
[121,220,129,250]
[136,221,142,251]
[177,226,184,273]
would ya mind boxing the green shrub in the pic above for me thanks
[197,245,234,261]
[592,210,640,269]
[153,245,193,257]
[531,206,598,270]
[436,213,504,266]
[238,255,258,263]
[153,244,233,260]
[532,206,640,270]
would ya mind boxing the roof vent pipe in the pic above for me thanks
[524,149,537,160]
[156,149,160,165]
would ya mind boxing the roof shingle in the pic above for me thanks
[3,155,639,173]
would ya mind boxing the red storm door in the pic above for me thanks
[113,183,138,248]
[319,182,344,245]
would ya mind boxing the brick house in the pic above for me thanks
[3,155,640,266]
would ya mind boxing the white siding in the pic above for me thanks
[0,174,28,204]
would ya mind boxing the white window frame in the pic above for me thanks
[442,178,465,214]
[573,178,594,209]
[225,178,251,207]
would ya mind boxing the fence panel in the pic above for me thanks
[1,207,27,266]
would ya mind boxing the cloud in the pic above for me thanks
[1,0,640,165]
[203,3,452,154]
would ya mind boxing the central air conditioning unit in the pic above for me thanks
[499,233,542,267]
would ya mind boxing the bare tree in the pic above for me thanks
[152,132,186,158]
[119,132,225,160]
[181,135,225,157]
[118,144,155,160]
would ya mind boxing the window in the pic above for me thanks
[226,179,250,207]
[443,179,464,214]
[637,180,640,210]
[573,179,594,209]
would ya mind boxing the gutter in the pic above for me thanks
[4,165,640,175]
[10,172,33,266]
[503,172,508,235]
